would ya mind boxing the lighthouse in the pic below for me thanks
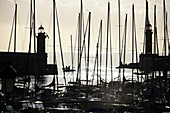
[145,21,153,54]
[37,25,47,54]
[145,0,153,54]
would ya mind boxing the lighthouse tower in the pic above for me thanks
[37,25,47,54]
[145,0,153,54]
[145,21,153,54]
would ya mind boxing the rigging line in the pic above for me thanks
[55,2,66,85]
[8,12,15,52]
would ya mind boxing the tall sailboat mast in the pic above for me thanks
[110,20,113,82]
[8,3,15,52]
[132,4,138,83]
[76,13,81,81]
[122,14,127,82]
[29,0,32,53]
[33,0,36,53]
[28,0,36,53]
[132,4,135,83]
[105,2,110,84]
[53,0,57,91]
[77,0,83,82]
[55,2,66,85]
[14,3,17,52]
[70,35,74,71]
[153,5,159,54]
[99,20,103,85]
[91,20,102,86]
[98,20,102,85]
[163,0,166,56]
[166,12,170,55]
[86,12,91,95]
[70,35,74,81]
[118,0,121,81]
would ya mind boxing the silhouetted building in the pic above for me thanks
[0,25,57,76]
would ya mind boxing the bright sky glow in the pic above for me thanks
[0,0,170,57]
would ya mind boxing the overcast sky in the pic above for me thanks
[0,0,170,55]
